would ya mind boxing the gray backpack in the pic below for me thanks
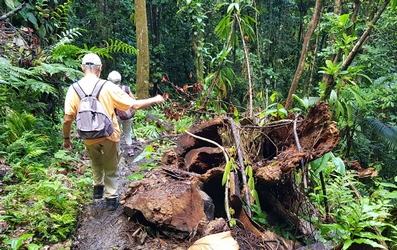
[72,80,114,139]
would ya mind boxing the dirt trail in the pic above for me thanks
[70,140,191,250]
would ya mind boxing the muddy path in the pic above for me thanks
[70,139,191,250]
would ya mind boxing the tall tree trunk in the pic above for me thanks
[235,14,253,119]
[135,0,150,99]
[285,0,323,110]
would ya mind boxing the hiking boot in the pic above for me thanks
[106,197,119,211]
[93,185,104,199]
[126,145,134,156]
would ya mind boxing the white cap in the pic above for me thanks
[81,53,102,65]
[107,71,122,83]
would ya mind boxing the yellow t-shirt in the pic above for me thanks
[64,77,135,145]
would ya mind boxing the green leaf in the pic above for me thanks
[133,151,149,162]
[248,177,255,190]
[355,231,389,241]
[126,173,144,181]
[378,182,397,188]
[0,215,12,220]
[251,189,259,202]
[349,238,387,249]
[347,87,365,109]
[384,191,397,199]
[19,234,34,241]
[342,239,354,250]
[331,154,345,174]
[392,0,397,10]
[310,152,331,174]
[325,60,334,70]
[222,161,231,186]
[270,92,277,102]
[345,103,353,126]
[25,243,42,250]
[5,0,15,9]
[26,12,38,26]
[338,14,350,27]
[246,165,253,178]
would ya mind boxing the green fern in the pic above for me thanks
[0,57,37,83]
[87,39,138,58]
[5,111,36,143]
[53,28,85,49]
[32,63,82,81]
[0,57,60,95]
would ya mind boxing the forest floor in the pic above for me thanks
[69,138,193,250]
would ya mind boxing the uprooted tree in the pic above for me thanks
[121,102,340,249]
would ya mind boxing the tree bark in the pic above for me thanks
[135,0,150,99]
[235,14,253,118]
[285,0,323,110]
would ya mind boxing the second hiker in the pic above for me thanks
[107,70,136,156]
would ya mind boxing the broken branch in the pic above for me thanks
[228,117,252,218]
[0,2,26,20]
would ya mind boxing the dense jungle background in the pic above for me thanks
[1,0,397,249]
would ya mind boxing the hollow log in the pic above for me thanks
[123,102,341,248]
[184,146,225,173]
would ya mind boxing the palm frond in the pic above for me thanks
[360,118,397,151]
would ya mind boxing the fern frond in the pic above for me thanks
[50,44,84,67]
[0,57,37,83]
[25,79,57,95]
[106,39,138,54]
[49,0,74,34]
[5,111,36,142]
[360,118,397,151]
[33,63,83,81]
[92,39,138,57]
[53,28,85,48]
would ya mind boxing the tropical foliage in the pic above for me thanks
[1,0,397,249]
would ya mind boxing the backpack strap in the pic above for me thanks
[91,80,108,98]
[72,81,87,99]
[72,80,107,99]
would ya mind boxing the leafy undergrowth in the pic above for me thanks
[0,108,193,249]
[2,107,397,249]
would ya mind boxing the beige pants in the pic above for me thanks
[85,139,121,199]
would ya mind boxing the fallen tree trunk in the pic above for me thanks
[122,102,340,249]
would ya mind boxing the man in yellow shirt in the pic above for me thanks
[62,53,164,210]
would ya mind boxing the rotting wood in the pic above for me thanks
[123,102,342,248]
[176,118,225,157]
[123,171,209,236]
[184,147,225,174]
[228,173,300,249]
[184,130,233,222]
